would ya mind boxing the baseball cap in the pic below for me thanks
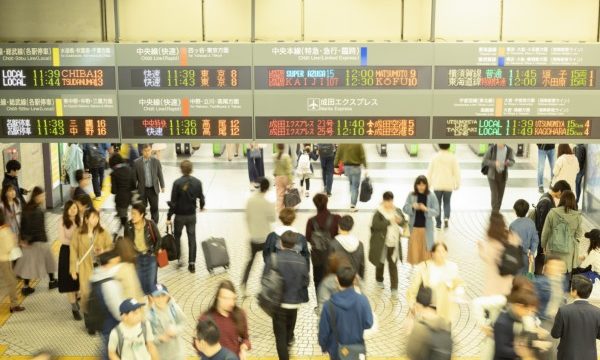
[119,298,145,314]
[585,229,600,240]
[150,283,169,297]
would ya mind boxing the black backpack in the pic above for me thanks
[257,254,285,317]
[85,277,113,332]
[86,144,105,169]
[311,215,334,253]
[423,322,453,360]
[498,242,524,276]
[318,144,335,158]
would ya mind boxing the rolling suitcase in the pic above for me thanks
[202,237,230,274]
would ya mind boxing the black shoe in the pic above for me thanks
[21,287,35,296]
[48,280,58,289]
[73,310,82,321]
[538,186,544,194]
[444,219,449,228]
[10,306,25,313]
[188,264,196,273]
[87,329,96,335]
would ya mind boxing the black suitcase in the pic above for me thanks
[202,237,230,274]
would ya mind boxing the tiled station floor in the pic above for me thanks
[0,144,596,359]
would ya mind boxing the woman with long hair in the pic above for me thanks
[541,190,583,282]
[403,175,440,265]
[199,280,251,359]
[0,184,22,238]
[0,211,24,313]
[273,143,293,212]
[13,187,57,296]
[478,212,522,296]
[58,200,82,320]
[552,144,579,193]
[69,208,112,323]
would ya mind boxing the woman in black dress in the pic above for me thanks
[58,200,81,320]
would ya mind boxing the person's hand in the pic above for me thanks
[161,188,165,193]
[495,160,500,168]
[481,325,493,338]
[363,170,369,177]
[412,203,419,209]
[419,204,428,212]
[165,328,177,337]
[71,272,78,280]
[579,255,586,261]
[166,220,172,226]
[394,215,402,224]
[23,189,30,195]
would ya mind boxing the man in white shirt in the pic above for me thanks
[108,299,159,360]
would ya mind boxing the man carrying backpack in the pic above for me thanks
[166,160,205,273]
[318,266,373,360]
[84,143,110,198]
[108,298,159,360]
[305,194,340,301]
[406,286,452,360]
[317,144,336,197]
[533,180,571,275]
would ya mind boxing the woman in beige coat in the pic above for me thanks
[478,212,522,297]
[69,208,112,313]
[541,190,582,275]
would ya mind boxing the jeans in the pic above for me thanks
[90,167,104,197]
[136,254,157,295]
[434,190,452,227]
[241,242,264,286]
[174,214,197,264]
[142,187,159,224]
[320,156,334,194]
[247,149,265,183]
[344,165,361,206]
[576,169,585,204]
[537,148,555,187]
[272,307,298,360]
[488,173,507,213]
[375,247,399,290]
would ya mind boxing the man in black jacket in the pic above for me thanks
[574,144,587,205]
[265,231,309,360]
[2,160,29,204]
[109,153,136,228]
[166,160,205,273]
[551,275,600,360]
[533,180,571,274]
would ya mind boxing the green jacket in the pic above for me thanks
[334,144,367,167]
[541,206,583,270]
[368,209,404,266]
[273,153,293,183]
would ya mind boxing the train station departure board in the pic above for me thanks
[116,44,253,141]
[433,43,600,141]
[0,44,119,141]
[253,43,433,142]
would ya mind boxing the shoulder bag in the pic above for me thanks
[329,301,366,360]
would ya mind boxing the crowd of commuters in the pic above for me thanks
[0,142,598,360]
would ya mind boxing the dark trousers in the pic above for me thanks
[488,173,507,212]
[534,236,545,275]
[300,177,310,190]
[375,247,398,290]
[434,190,452,227]
[313,261,327,300]
[247,150,265,183]
[90,167,105,197]
[241,242,264,285]
[576,170,585,204]
[272,307,298,360]
[174,214,197,264]
[136,254,157,295]
[142,187,159,224]
[320,156,334,194]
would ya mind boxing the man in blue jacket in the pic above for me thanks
[318,266,373,360]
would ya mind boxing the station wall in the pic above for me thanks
[0,0,598,42]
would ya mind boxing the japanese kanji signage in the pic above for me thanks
[116,44,253,141]
[253,43,434,142]
[0,44,119,142]
[433,43,600,141]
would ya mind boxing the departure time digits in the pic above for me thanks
[442,118,592,138]
[0,67,111,89]
[127,67,243,89]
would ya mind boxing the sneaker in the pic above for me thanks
[10,306,25,313]
[376,281,384,289]
[175,260,184,269]
[188,264,196,273]
[21,287,35,296]
[444,219,449,228]
[72,310,82,321]
[48,280,58,289]
[305,191,310,198]
[391,289,398,297]
[538,186,544,194]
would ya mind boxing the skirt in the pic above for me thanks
[58,244,79,293]
[407,227,431,265]
[13,242,57,280]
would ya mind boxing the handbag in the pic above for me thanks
[329,301,367,359]
[9,247,22,261]
[284,188,301,208]
[156,249,169,268]
[335,161,345,175]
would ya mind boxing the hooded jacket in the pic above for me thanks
[318,288,373,359]
[329,234,365,278]
[406,311,452,360]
